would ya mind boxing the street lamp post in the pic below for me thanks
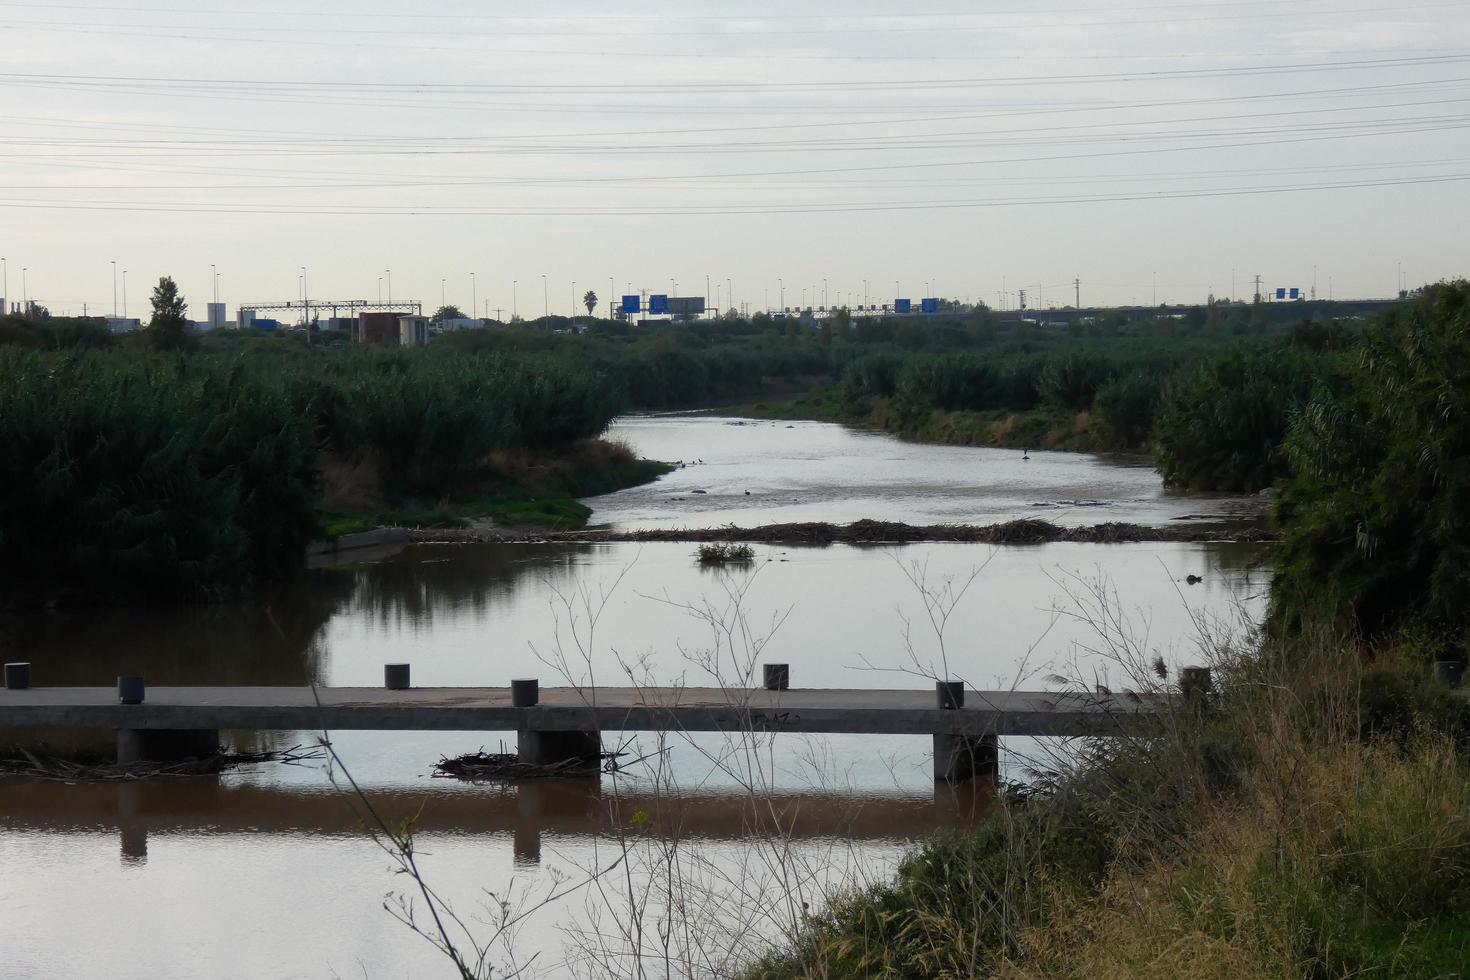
[22,267,27,309]
[212,264,219,306]
[386,269,392,304]
[301,266,309,342]
[512,279,517,319]
[541,275,547,318]
[471,272,477,320]
[823,278,828,308]
[778,278,784,311]
[378,278,382,304]
[122,270,127,316]
[111,261,117,316]
[441,278,446,310]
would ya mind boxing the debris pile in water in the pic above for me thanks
[0,745,323,782]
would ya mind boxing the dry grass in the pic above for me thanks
[318,453,385,513]
[748,623,1470,980]
[1003,735,1470,979]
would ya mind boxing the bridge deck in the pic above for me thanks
[0,686,1162,738]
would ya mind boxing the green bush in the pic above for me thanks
[1154,344,1324,491]
[0,351,316,602]
[1273,281,1470,643]
[1091,372,1163,449]
[0,346,624,603]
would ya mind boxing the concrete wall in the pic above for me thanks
[357,311,400,346]
[399,316,429,347]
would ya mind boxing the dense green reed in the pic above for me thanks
[0,346,622,603]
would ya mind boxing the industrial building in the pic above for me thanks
[354,311,429,347]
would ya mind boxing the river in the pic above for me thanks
[0,417,1268,980]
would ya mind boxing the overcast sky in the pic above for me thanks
[3,0,1469,317]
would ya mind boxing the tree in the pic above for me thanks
[583,290,598,317]
[1154,344,1322,492]
[1273,281,1470,648]
[432,305,466,323]
[148,276,194,350]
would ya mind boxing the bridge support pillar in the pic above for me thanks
[116,729,219,765]
[516,728,601,770]
[934,732,998,786]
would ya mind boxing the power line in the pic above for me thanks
[2,77,1463,145]
[3,54,1466,95]
[0,170,1464,217]
[4,2,1460,36]
[0,0,1435,20]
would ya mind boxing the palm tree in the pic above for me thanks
[583,289,598,317]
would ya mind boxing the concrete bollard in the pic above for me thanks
[763,663,790,691]
[512,678,539,707]
[1180,666,1213,704]
[117,676,145,705]
[384,663,411,690]
[4,662,31,690]
[936,679,965,710]
[1435,660,1466,687]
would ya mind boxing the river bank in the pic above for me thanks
[721,387,1149,454]
[315,437,673,538]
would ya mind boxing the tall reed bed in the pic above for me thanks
[0,347,623,603]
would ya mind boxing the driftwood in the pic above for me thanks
[413,517,1276,547]
[0,745,324,782]
[432,745,633,781]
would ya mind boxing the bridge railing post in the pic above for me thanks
[512,678,601,771]
[384,663,411,690]
[1180,666,1213,707]
[933,679,998,786]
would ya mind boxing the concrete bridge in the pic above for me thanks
[0,681,1169,784]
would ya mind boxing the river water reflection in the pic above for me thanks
[588,415,1263,529]
[0,418,1270,979]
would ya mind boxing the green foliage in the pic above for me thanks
[748,803,1111,978]
[1154,344,1324,491]
[1036,349,1120,410]
[0,346,624,604]
[484,497,592,528]
[147,276,195,351]
[0,350,317,602]
[431,304,467,322]
[1273,281,1470,643]
[695,542,755,565]
[0,314,114,349]
[1091,372,1163,449]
